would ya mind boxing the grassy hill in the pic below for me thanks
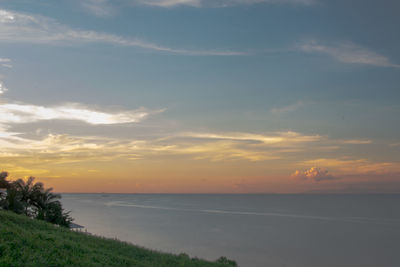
[0,210,237,266]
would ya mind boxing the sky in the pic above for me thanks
[0,0,399,193]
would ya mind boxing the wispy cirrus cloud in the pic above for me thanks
[341,139,372,145]
[161,140,281,161]
[0,101,162,167]
[0,102,152,125]
[135,0,201,7]
[180,131,321,145]
[0,130,321,169]
[158,131,324,161]
[0,9,245,56]
[81,0,116,17]
[0,125,394,181]
[81,0,315,12]
[133,0,315,8]
[298,39,400,68]
[270,100,305,114]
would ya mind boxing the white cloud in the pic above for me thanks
[80,0,315,16]
[133,0,314,8]
[0,9,245,56]
[0,58,12,68]
[0,81,7,95]
[291,167,336,182]
[136,0,201,7]
[270,101,305,114]
[82,0,115,16]
[180,131,321,145]
[0,102,151,125]
[0,130,322,163]
[299,40,399,68]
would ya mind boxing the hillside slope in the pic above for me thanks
[0,210,237,266]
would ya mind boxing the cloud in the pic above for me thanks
[80,0,315,17]
[150,131,324,161]
[0,102,152,125]
[81,0,315,13]
[291,167,336,182]
[135,0,201,7]
[0,9,245,56]
[165,141,280,161]
[82,0,115,17]
[0,130,319,170]
[298,40,399,68]
[300,158,398,175]
[270,101,305,114]
[0,81,7,95]
[0,58,12,68]
[0,125,398,182]
[0,129,323,168]
[180,131,321,145]
[341,139,372,145]
[0,133,134,168]
[133,0,315,8]
[0,80,161,165]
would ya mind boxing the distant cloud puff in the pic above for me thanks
[0,58,12,68]
[291,167,336,182]
[0,81,7,95]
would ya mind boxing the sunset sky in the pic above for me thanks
[0,0,399,193]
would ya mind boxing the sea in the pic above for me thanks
[61,194,400,267]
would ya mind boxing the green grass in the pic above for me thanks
[0,210,237,267]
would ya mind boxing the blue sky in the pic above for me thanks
[0,0,399,193]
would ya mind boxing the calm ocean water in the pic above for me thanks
[61,194,400,267]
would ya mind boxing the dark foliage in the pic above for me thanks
[0,171,9,189]
[0,171,73,228]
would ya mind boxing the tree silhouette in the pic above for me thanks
[1,183,25,214]
[0,173,73,227]
[12,177,43,216]
[0,171,9,189]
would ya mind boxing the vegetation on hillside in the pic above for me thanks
[0,171,72,227]
[0,210,237,266]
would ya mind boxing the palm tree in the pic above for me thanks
[33,187,61,219]
[0,172,73,227]
[29,182,73,227]
[1,184,25,214]
[0,171,9,200]
[0,171,9,189]
[12,176,43,216]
